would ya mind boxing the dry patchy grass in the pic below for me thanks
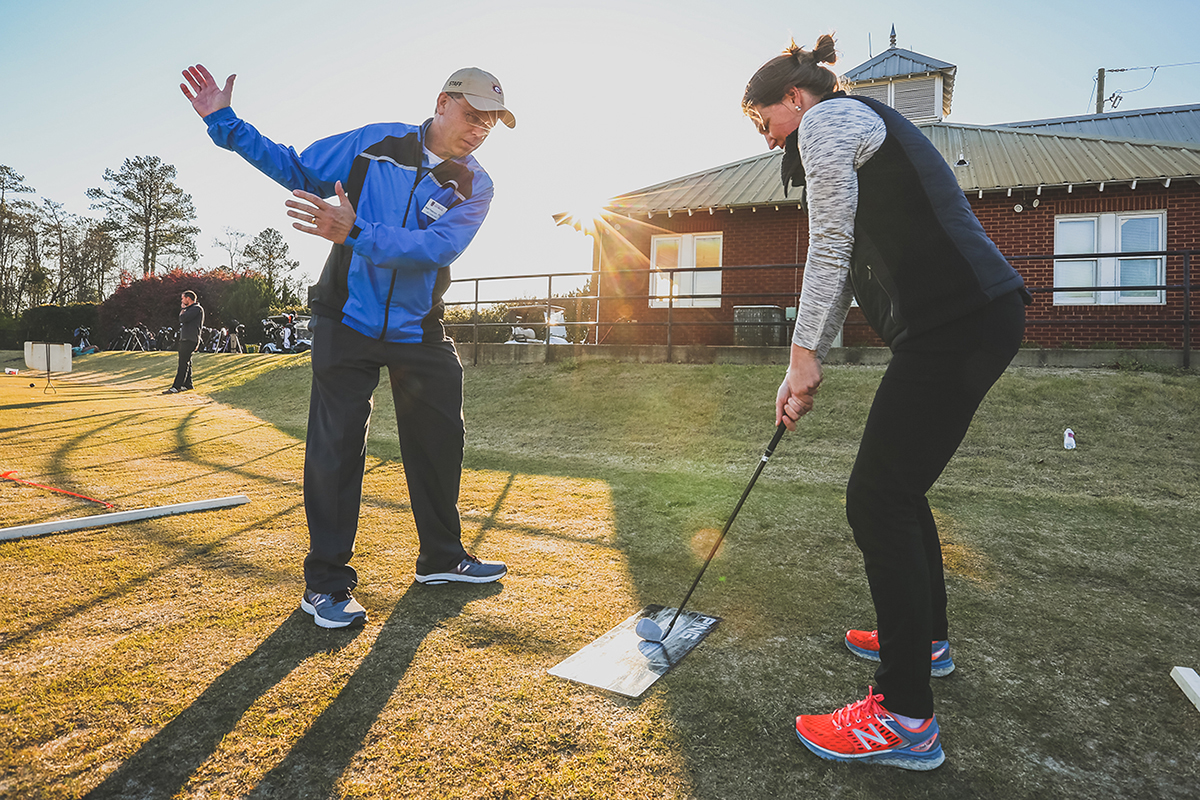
[0,353,690,799]
[1,351,1198,799]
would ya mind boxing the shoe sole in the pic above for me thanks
[845,639,956,677]
[415,569,507,586]
[796,731,945,771]
[300,597,366,629]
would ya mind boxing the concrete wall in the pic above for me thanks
[458,343,1189,369]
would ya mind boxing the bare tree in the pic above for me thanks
[213,226,247,272]
[0,165,36,316]
[87,155,199,277]
[36,200,119,304]
[39,199,79,304]
[78,223,119,303]
[242,227,302,305]
[19,220,49,308]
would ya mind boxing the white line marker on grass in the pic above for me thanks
[1171,667,1200,714]
[0,495,251,541]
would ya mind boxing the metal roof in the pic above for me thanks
[603,125,1200,217]
[927,124,1200,192]
[604,152,794,218]
[843,47,956,81]
[999,104,1200,145]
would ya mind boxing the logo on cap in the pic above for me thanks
[493,85,502,94]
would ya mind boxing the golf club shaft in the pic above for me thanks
[662,421,788,636]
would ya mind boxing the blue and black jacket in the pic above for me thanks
[204,107,494,343]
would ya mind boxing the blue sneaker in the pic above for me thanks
[301,589,367,628]
[416,554,507,585]
[796,687,945,771]
[845,629,955,677]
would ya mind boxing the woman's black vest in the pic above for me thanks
[784,93,1026,347]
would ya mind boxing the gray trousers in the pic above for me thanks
[303,318,468,593]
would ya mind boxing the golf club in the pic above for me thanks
[636,421,788,643]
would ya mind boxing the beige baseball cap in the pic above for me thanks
[442,67,516,129]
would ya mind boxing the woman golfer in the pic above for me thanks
[744,35,1027,770]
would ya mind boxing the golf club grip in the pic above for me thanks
[664,421,789,634]
[765,420,787,456]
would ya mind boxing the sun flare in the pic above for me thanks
[559,200,611,235]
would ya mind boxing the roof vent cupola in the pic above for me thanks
[843,27,957,123]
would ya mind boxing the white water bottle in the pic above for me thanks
[1063,428,1076,450]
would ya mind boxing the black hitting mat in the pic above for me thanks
[548,605,721,698]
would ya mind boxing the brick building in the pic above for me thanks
[561,40,1200,351]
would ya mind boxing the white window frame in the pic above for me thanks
[649,232,723,308]
[1053,211,1166,306]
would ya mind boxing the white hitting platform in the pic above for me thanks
[1171,666,1200,714]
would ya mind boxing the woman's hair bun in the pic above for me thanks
[743,34,841,111]
[812,34,837,65]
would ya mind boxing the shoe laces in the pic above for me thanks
[832,687,888,729]
[329,589,353,603]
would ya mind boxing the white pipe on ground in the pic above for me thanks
[0,495,251,541]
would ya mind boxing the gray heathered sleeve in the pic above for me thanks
[789,100,887,358]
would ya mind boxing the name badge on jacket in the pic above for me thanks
[421,198,447,221]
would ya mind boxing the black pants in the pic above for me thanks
[303,318,468,594]
[173,339,198,390]
[846,291,1025,718]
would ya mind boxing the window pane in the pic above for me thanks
[651,272,673,301]
[653,237,679,268]
[694,236,722,267]
[650,238,681,306]
[1119,258,1159,299]
[1054,259,1096,304]
[693,269,722,306]
[1119,217,1158,253]
[1057,219,1096,255]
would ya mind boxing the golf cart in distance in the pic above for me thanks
[504,305,570,345]
[260,314,313,354]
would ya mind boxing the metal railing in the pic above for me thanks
[444,250,1196,367]
[1010,249,1194,368]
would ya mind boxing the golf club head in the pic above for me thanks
[635,617,665,643]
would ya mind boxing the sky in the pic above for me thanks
[3,0,1198,305]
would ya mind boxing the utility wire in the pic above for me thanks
[1092,60,1200,111]
[1106,60,1200,72]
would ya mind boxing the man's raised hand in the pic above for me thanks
[180,64,235,118]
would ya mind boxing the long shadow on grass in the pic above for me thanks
[246,582,502,799]
[83,610,355,799]
[85,583,500,799]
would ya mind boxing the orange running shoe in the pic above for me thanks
[845,629,955,677]
[795,687,944,770]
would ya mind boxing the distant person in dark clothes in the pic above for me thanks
[165,291,203,394]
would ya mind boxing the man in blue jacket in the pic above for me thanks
[181,63,514,628]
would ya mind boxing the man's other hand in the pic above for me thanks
[286,181,357,245]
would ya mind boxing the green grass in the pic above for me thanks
[1,350,1197,798]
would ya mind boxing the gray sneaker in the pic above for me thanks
[416,554,507,585]
[301,589,367,628]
